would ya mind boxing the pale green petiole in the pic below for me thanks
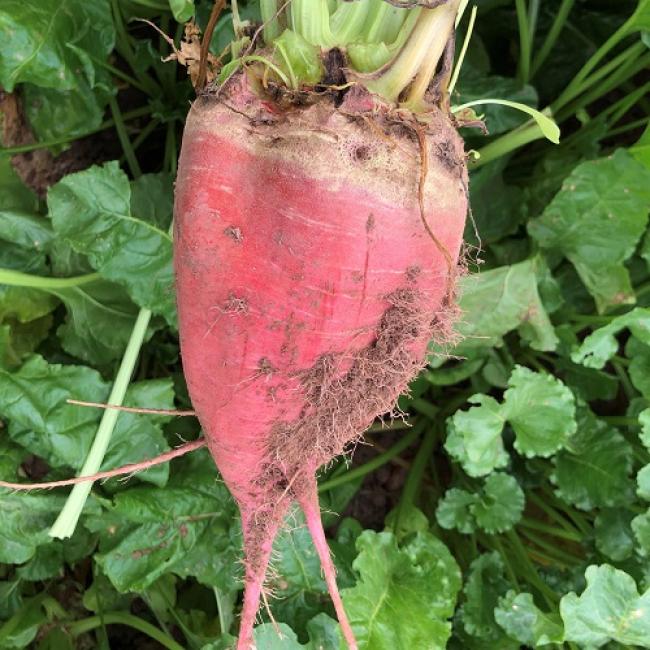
[49,307,152,539]
[453,99,561,144]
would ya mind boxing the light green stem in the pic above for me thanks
[69,612,183,650]
[0,269,99,290]
[515,0,531,85]
[530,0,575,77]
[49,308,152,539]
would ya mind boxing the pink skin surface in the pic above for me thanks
[174,98,466,649]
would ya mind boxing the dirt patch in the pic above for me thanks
[224,225,243,242]
[0,91,116,197]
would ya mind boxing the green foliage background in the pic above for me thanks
[1,0,650,648]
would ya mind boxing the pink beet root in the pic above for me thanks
[174,76,467,649]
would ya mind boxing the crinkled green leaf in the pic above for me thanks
[632,509,650,556]
[529,150,650,311]
[638,465,650,501]
[594,509,636,561]
[627,337,650,398]
[470,474,525,534]
[640,408,650,449]
[48,162,175,325]
[445,395,508,477]
[460,552,512,643]
[560,564,650,647]
[435,488,477,534]
[572,308,650,369]
[447,367,574,476]
[86,449,239,592]
[553,409,634,510]
[341,530,461,649]
[495,591,564,646]
[502,366,576,457]
[452,257,558,353]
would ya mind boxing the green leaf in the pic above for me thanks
[465,162,525,246]
[631,121,650,169]
[553,409,635,510]
[435,488,477,534]
[0,594,48,649]
[632,509,650,556]
[445,395,508,477]
[0,0,115,141]
[0,0,114,91]
[560,564,650,647]
[502,366,576,457]
[451,257,558,355]
[130,173,174,231]
[460,552,512,643]
[0,156,38,212]
[446,367,575,476]
[436,476,524,535]
[471,474,525,534]
[638,464,650,501]
[251,623,306,649]
[627,337,650,398]
[22,81,108,143]
[457,68,538,135]
[267,510,328,636]
[48,162,176,325]
[169,0,195,23]
[0,355,109,469]
[594,509,636,561]
[306,613,342,649]
[572,308,650,369]
[49,280,139,366]
[529,150,650,312]
[640,408,650,449]
[0,211,52,252]
[86,449,239,593]
[455,100,560,144]
[0,492,98,565]
[0,357,172,482]
[495,591,564,646]
[341,530,461,649]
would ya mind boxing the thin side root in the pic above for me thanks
[298,483,359,650]
[237,509,289,650]
[66,398,197,417]
[0,439,206,490]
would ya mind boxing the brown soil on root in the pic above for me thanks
[242,274,461,575]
